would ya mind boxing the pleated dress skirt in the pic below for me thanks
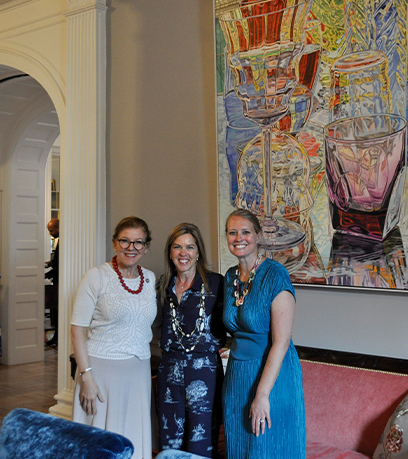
[222,344,306,459]
[72,355,152,459]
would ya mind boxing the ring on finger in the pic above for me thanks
[259,419,265,424]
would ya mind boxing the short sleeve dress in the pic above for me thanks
[222,258,306,459]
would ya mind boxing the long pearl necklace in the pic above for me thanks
[234,253,262,307]
[169,283,206,353]
[112,256,144,294]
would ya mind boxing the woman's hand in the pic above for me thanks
[250,393,271,436]
[78,372,104,416]
[71,324,105,415]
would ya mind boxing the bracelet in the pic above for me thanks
[79,367,92,377]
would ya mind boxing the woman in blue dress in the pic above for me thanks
[223,209,306,459]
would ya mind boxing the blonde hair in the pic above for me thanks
[225,208,262,234]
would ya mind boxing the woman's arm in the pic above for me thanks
[152,302,162,341]
[152,275,164,340]
[249,290,295,436]
[210,274,227,347]
[71,324,104,415]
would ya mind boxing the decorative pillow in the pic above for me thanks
[373,393,408,459]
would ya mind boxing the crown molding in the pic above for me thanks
[0,0,40,13]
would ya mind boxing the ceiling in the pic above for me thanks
[0,64,58,161]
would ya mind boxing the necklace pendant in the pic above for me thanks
[233,253,262,307]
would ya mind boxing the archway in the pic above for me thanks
[0,66,60,365]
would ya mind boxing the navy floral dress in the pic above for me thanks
[157,271,225,458]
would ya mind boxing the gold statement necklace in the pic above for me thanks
[233,253,262,307]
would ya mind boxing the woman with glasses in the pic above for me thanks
[71,216,157,459]
[154,223,225,458]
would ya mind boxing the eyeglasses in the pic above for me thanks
[116,238,146,250]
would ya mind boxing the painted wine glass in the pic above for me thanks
[278,17,322,135]
[220,0,313,252]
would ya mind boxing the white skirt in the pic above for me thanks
[72,356,152,459]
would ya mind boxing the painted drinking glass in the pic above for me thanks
[324,114,406,241]
[329,50,391,122]
[220,0,313,258]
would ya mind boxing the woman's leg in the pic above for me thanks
[184,354,223,458]
[157,354,188,451]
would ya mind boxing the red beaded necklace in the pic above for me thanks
[111,256,144,295]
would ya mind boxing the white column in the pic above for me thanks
[50,0,107,419]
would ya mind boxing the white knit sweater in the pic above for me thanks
[71,262,157,360]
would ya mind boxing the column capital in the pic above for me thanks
[66,0,107,14]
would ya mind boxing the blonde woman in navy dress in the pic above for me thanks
[223,209,306,459]
[71,216,157,459]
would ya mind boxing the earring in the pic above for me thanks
[196,256,199,261]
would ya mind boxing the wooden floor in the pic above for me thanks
[0,344,58,422]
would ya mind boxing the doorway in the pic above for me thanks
[0,65,60,365]
[44,141,60,348]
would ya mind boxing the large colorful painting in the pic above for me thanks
[215,0,408,290]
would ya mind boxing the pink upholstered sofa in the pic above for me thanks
[154,358,408,459]
[302,360,408,458]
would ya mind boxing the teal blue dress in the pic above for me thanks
[222,259,306,459]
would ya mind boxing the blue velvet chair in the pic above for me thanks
[0,408,134,459]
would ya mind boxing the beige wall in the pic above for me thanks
[107,0,219,275]
[106,0,408,360]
